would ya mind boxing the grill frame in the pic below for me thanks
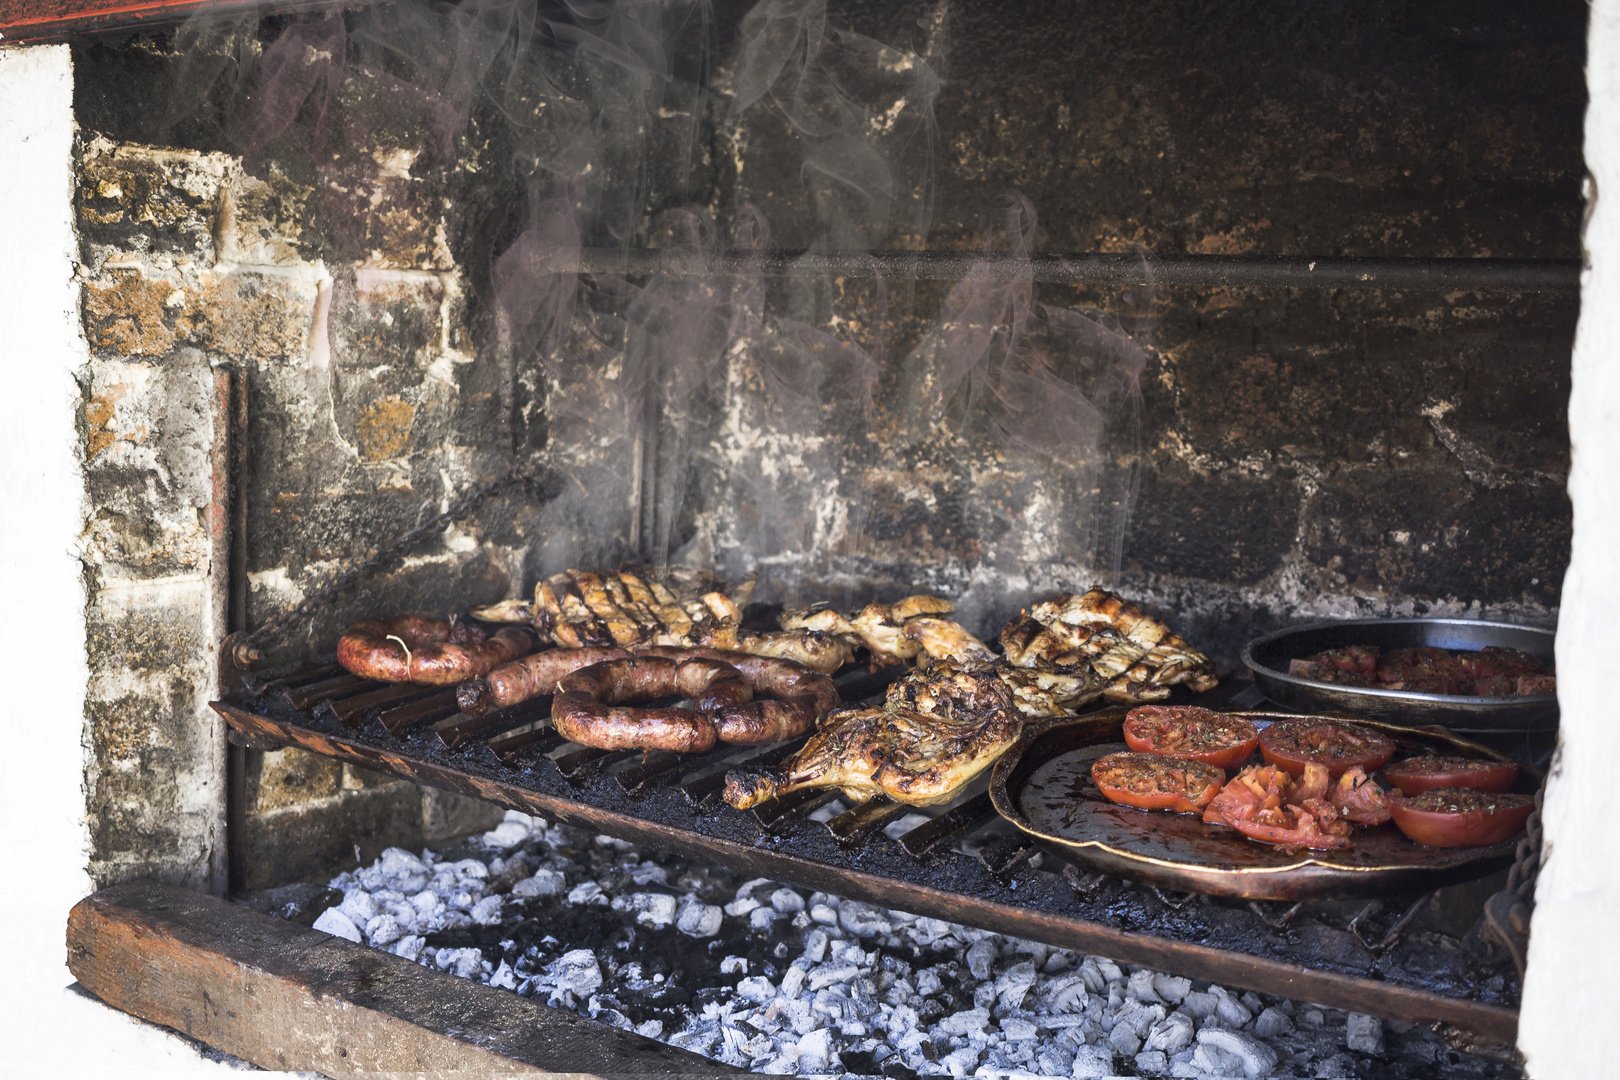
[213,659,1524,1045]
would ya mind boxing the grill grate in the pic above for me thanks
[213,657,1524,1045]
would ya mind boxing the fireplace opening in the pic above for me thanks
[2,0,1593,1074]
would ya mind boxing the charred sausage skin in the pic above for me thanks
[550,656,753,753]
[640,646,840,744]
[337,615,531,686]
[456,645,629,715]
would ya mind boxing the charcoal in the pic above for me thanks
[288,812,1519,1080]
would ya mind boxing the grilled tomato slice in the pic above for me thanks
[1090,751,1225,815]
[1387,788,1534,848]
[1122,706,1260,770]
[1382,755,1519,796]
[1258,719,1395,779]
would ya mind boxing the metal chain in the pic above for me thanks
[230,469,552,667]
[1478,780,1546,979]
[1505,784,1545,901]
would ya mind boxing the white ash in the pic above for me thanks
[296,811,1515,1079]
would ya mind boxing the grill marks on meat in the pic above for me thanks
[998,587,1218,708]
[337,615,532,686]
[723,663,1021,809]
[473,567,847,671]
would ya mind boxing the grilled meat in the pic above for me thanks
[723,662,1021,809]
[993,661,1108,718]
[337,615,532,686]
[780,594,960,666]
[999,587,1218,702]
[457,645,629,715]
[471,566,845,671]
[550,656,753,754]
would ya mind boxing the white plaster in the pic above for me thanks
[0,45,235,1076]
[1520,3,1620,1075]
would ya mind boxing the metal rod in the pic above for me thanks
[576,249,1580,293]
[897,791,998,859]
[321,682,435,727]
[283,673,373,710]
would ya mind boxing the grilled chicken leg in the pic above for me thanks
[723,663,1021,808]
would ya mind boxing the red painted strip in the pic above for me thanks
[0,0,336,41]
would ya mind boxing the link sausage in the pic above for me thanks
[337,615,531,686]
[457,646,629,716]
[550,657,750,753]
[639,646,840,744]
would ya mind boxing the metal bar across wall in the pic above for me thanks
[575,249,1582,293]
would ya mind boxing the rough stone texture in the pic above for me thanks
[66,0,1582,888]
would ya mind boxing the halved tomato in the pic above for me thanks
[1091,752,1225,815]
[1382,755,1519,796]
[1259,719,1395,779]
[1387,788,1534,848]
[1123,706,1260,770]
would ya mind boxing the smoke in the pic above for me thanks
[152,0,1148,596]
[728,0,942,250]
[896,193,1148,580]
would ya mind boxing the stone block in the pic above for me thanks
[243,783,426,892]
[217,169,313,267]
[248,748,342,812]
[83,579,221,893]
[81,351,216,583]
[421,787,506,843]
[77,138,233,263]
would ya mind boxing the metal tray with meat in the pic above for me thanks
[989,708,1538,901]
[1242,618,1557,733]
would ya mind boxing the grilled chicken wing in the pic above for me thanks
[902,617,997,664]
[723,663,1021,808]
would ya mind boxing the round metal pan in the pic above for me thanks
[1242,618,1557,733]
[989,708,1531,901]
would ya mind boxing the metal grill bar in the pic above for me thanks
[437,700,549,748]
[284,673,372,710]
[826,795,907,847]
[379,691,460,736]
[209,662,1525,1046]
[898,791,998,858]
[487,721,565,764]
[322,682,435,727]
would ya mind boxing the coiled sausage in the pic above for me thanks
[457,646,629,716]
[551,657,753,753]
[640,646,840,744]
[337,615,532,686]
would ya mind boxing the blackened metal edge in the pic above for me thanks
[209,700,1521,1044]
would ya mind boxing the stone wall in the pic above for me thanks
[67,0,1584,887]
[74,136,503,891]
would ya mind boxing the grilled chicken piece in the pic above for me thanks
[697,624,853,674]
[780,594,960,666]
[902,618,996,665]
[993,661,1107,718]
[474,567,847,671]
[723,663,1021,809]
[1000,587,1218,702]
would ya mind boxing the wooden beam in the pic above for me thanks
[68,880,744,1078]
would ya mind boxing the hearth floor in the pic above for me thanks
[244,810,1522,1080]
